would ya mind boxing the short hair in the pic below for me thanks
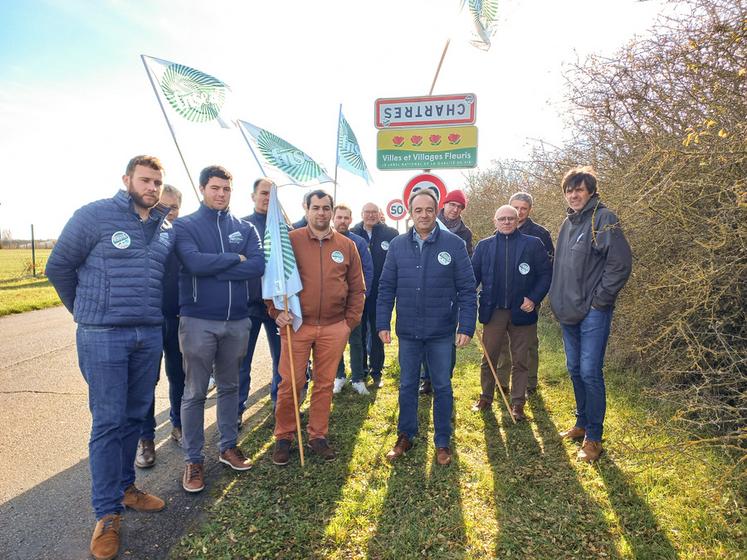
[253,177,274,192]
[333,204,352,216]
[408,189,438,210]
[161,184,182,205]
[509,192,533,207]
[561,166,597,195]
[495,204,519,218]
[304,189,333,208]
[199,165,233,188]
[125,155,163,177]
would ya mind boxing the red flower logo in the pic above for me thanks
[448,133,462,145]
[411,135,423,146]
[429,134,442,146]
[392,136,405,147]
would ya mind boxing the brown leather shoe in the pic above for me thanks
[182,462,205,493]
[272,439,291,466]
[511,402,526,421]
[90,513,121,560]
[436,447,452,466]
[308,438,336,461]
[578,438,603,462]
[122,484,165,512]
[386,433,413,462]
[135,439,155,468]
[219,447,253,471]
[559,426,586,440]
[471,397,491,412]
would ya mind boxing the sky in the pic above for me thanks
[0,0,667,240]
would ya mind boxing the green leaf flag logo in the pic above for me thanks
[159,63,227,123]
[466,0,498,51]
[337,111,372,184]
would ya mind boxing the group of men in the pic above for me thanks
[46,155,631,560]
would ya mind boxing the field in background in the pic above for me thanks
[0,249,60,316]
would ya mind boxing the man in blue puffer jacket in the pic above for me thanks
[377,191,476,467]
[46,155,174,560]
[174,165,264,493]
[471,205,552,421]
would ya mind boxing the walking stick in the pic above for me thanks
[283,295,305,467]
[476,329,516,423]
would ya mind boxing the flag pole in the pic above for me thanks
[236,120,269,176]
[428,39,451,96]
[476,328,516,423]
[333,104,342,203]
[284,295,306,467]
[140,55,200,202]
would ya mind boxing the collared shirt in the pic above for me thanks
[412,224,438,251]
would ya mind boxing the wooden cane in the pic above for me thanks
[476,329,516,424]
[283,295,305,467]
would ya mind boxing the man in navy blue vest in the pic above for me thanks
[471,205,552,421]
[46,155,174,560]
[377,191,476,466]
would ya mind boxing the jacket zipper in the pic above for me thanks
[504,235,509,309]
[192,276,198,303]
[318,239,324,324]
[217,213,231,321]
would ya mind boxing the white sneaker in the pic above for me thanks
[333,378,346,394]
[351,381,370,395]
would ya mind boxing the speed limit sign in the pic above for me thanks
[402,173,447,210]
[386,198,407,220]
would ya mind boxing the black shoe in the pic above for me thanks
[419,379,433,395]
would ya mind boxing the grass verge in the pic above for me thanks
[0,249,60,316]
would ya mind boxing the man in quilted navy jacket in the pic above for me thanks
[376,191,477,466]
[174,166,264,493]
[46,155,174,560]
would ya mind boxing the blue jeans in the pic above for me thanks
[336,323,365,382]
[238,315,281,416]
[560,307,613,442]
[77,324,162,519]
[398,336,454,448]
[420,345,456,381]
[141,315,185,439]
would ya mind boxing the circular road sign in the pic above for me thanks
[403,173,447,210]
[386,199,407,221]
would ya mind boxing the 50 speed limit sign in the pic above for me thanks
[386,199,407,221]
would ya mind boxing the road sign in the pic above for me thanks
[386,199,407,221]
[403,173,448,210]
[377,126,478,171]
[375,93,476,128]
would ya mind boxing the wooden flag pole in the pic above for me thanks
[332,104,342,203]
[284,295,305,466]
[428,38,451,96]
[476,329,516,423]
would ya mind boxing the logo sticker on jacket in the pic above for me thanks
[437,251,452,265]
[228,231,243,244]
[381,240,390,251]
[111,231,131,249]
[519,262,530,275]
[331,250,344,263]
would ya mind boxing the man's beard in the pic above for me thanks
[129,189,156,210]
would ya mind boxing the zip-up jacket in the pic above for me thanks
[266,227,365,329]
[175,204,264,322]
[350,221,399,298]
[46,190,174,326]
[342,230,373,297]
[519,217,554,261]
[472,230,552,326]
[549,195,632,325]
[243,211,270,318]
[376,226,477,340]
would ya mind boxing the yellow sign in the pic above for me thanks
[376,126,478,170]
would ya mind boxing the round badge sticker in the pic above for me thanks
[518,262,531,275]
[331,250,344,264]
[381,240,390,251]
[437,251,452,266]
[111,231,131,249]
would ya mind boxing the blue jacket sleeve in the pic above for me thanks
[375,245,398,333]
[359,240,374,297]
[527,239,553,305]
[215,223,265,281]
[174,219,241,277]
[454,242,477,337]
[471,240,484,290]
[45,205,99,314]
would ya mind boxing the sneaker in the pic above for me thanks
[386,433,413,462]
[351,381,370,395]
[135,439,155,468]
[371,374,384,389]
[308,437,336,461]
[182,463,205,493]
[219,447,253,471]
[122,484,165,512]
[577,438,603,462]
[436,447,452,466]
[207,376,216,392]
[272,439,292,466]
[170,426,182,444]
[90,513,121,560]
[333,377,346,394]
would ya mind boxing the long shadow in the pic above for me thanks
[0,278,52,290]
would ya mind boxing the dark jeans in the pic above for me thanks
[361,297,385,378]
[77,324,162,519]
[560,307,613,442]
[336,323,365,382]
[419,345,456,381]
[238,314,281,416]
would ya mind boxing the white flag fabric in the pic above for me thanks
[142,55,231,128]
[262,184,303,331]
[237,120,333,186]
[462,0,498,51]
[337,111,372,184]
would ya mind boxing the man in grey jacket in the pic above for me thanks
[549,166,631,462]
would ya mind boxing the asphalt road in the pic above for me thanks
[0,306,274,559]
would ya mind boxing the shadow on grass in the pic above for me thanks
[0,278,51,289]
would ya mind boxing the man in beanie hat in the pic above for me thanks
[439,189,473,256]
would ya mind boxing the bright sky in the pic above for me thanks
[0,0,666,240]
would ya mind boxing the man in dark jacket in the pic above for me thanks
[237,177,282,424]
[46,155,173,560]
[377,191,477,466]
[351,203,398,387]
[550,166,632,462]
[438,189,473,255]
[175,166,265,492]
[471,205,552,420]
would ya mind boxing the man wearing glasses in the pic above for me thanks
[471,205,552,420]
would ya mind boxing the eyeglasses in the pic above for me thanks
[495,216,517,222]
[363,211,379,215]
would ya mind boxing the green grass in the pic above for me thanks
[171,320,745,559]
[0,249,61,315]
